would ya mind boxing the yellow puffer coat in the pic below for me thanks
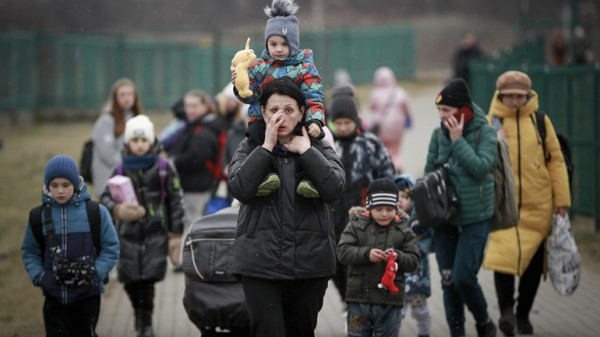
[483,90,571,276]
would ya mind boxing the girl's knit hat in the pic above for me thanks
[366,178,399,210]
[44,155,80,189]
[264,0,300,57]
[124,115,155,144]
[393,174,416,196]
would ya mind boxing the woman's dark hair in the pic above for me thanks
[259,78,308,111]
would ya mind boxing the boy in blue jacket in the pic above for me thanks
[22,155,120,337]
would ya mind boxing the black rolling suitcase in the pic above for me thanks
[182,207,250,336]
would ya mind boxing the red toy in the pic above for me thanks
[378,252,400,293]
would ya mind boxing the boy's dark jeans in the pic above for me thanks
[43,294,100,337]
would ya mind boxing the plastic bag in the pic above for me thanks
[547,214,581,296]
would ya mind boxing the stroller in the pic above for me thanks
[182,207,250,336]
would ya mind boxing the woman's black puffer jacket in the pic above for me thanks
[228,136,345,280]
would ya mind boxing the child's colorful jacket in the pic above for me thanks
[235,48,325,126]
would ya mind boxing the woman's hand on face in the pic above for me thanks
[286,125,311,155]
[262,112,284,151]
[443,113,464,142]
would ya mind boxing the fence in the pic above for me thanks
[0,27,415,116]
[469,37,600,231]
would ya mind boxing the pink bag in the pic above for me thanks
[107,175,138,205]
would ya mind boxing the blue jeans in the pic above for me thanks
[433,220,491,337]
[347,301,401,337]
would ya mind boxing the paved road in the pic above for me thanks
[97,84,600,337]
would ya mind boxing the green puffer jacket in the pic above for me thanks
[423,104,497,226]
[337,207,419,306]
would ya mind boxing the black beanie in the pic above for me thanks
[436,78,472,108]
[329,86,361,125]
[366,178,399,210]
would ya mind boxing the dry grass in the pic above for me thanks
[0,113,171,337]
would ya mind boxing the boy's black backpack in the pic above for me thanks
[535,111,574,194]
[28,200,102,259]
[80,139,94,183]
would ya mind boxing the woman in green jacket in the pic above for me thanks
[424,79,498,337]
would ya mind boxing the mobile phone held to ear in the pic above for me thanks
[454,106,474,124]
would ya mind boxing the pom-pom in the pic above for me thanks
[264,0,299,18]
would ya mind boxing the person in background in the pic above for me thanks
[168,90,226,231]
[363,66,413,173]
[216,83,247,130]
[573,26,593,65]
[159,97,187,154]
[222,104,250,180]
[92,78,144,198]
[550,28,568,67]
[22,155,119,337]
[483,70,570,336]
[395,174,432,337]
[419,78,498,337]
[337,178,419,337]
[453,33,483,85]
[228,78,345,337]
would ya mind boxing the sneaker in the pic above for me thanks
[256,173,280,196]
[498,309,515,336]
[297,180,320,198]
[475,319,497,337]
[516,317,533,335]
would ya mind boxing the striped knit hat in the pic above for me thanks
[366,178,399,210]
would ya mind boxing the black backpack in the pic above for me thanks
[28,200,102,258]
[80,139,94,183]
[535,111,574,194]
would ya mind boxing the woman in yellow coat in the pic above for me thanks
[483,71,570,336]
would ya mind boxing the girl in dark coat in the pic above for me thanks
[228,78,345,337]
[101,115,184,337]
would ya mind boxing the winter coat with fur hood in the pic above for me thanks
[100,141,184,284]
[228,126,345,280]
[483,90,570,276]
[337,207,419,306]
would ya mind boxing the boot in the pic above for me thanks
[138,309,154,337]
[475,319,497,337]
[296,179,320,198]
[134,307,143,332]
[498,307,515,336]
[516,316,533,335]
[256,173,280,196]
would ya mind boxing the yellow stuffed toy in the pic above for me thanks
[230,37,256,98]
